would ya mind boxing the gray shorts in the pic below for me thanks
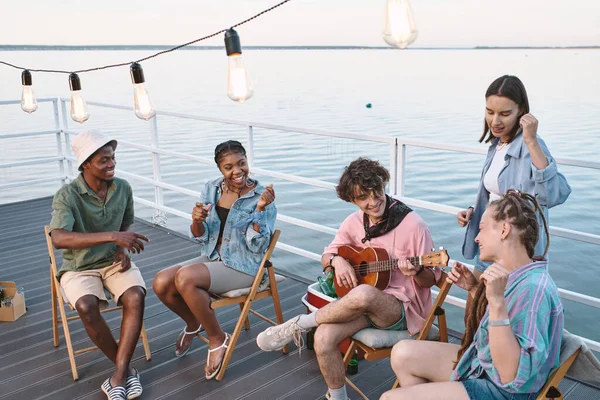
[179,256,255,294]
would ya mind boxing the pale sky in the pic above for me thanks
[1,0,599,47]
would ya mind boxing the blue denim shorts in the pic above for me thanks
[461,378,537,400]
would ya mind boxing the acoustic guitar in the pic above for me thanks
[333,245,450,298]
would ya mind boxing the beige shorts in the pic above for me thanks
[60,261,146,309]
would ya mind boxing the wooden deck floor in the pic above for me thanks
[1,197,599,400]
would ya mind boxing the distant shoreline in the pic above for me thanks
[0,45,598,51]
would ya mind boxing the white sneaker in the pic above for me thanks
[256,315,307,352]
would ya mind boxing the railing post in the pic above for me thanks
[149,115,167,227]
[59,98,74,179]
[389,140,398,195]
[52,99,66,185]
[246,125,254,169]
[397,142,406,197]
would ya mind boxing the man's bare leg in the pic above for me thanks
[75,295,119,363]
[111,286,145,386]
[313,317,369,392]
[257,285,404,400]
[315,285,403,328]
[257,285,403,350]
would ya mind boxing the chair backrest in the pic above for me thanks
[262,229,280,268]
[416,271,452,341]
[248,229,281,287]
[436,271,449,290]
[44,225,60,278]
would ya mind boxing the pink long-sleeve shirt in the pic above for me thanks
[324,210,441,336]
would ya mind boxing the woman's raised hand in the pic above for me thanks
[457,207,474,227]
[480,263,510,307]
[192,202,211,224]
[520,113,539,144]
[257,184,275,212]
[447,261,478,293]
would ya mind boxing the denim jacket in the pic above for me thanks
[462,131,571,262]
[190,177,277,276]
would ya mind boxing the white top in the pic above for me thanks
[483,142,511,202]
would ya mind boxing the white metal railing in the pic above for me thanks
[1,97,599,352]
[0,98,66,190]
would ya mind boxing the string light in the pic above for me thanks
[20,70,38,113]
[130,63,156,120]
[0,0,292,121]
[224,28,254,103]
[382,0,418,49]
[68,73,90,123]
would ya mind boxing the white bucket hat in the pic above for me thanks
[71,130,118,169]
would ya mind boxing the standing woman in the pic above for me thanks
[153,140,276,379]
[457,75,571,277]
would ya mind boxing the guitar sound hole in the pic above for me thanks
[359,261,368,277]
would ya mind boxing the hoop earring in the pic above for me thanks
[245,176,255,188]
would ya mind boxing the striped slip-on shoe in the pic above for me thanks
[125,367,143,399]
[101,378,127,400]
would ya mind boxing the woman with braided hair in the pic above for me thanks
[381,190,563,400]
[153,140,276,380]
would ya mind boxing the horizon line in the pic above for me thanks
[0,44,599,51]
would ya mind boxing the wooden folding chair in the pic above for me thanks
[341,272,453,399]
[44,226,152,381]
[535,348,581,400]
[197,229,285,381]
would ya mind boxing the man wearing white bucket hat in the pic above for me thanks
[49,130,149,400]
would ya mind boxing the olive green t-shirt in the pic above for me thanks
[48,174,134,279]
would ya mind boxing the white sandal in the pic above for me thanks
[175,325,203,358]
[205,332,230,380]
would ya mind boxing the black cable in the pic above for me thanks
[0,0,292,75]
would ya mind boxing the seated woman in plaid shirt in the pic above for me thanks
[381,190,563,400]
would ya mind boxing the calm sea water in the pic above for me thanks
[0,49,598,339]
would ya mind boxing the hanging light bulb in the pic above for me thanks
[224,28,254,103]
[69,73,90,123]
[130,62,156,120]
[21,70,38,113]
[382,0,418,49]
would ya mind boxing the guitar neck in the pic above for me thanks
[353,256,421,274]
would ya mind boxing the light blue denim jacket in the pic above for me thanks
[462,131,571,267]
[190,177,277,276]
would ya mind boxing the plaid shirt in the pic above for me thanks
[450,260,563,394]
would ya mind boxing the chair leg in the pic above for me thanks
[50,273,59,348]
[344,377,369,400]
[216,297,253,381]
[58,297,78,381]
[437,309,448,343]
[342,341,357,367]
[140,323,152,361]
[268,268,288,354]
[240,303,251,330]
[342,341,369,399]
